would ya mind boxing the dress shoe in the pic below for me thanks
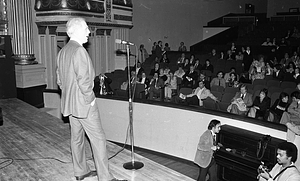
[75,171,97,181]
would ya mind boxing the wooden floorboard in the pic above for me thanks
[0,98,196,181]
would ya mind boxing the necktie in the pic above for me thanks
[218,79,220,86]
[213,135,216,146]
[155,79,157,88]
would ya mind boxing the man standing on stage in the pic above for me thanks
[56,17,126,181]
[194,119,221,181]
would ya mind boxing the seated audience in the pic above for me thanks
[161,53,170,64]
[210,71,226,88]
[248,88,271,119]
[137,72,150,89]
[209,49,219,62]
[266,92,289,123]
[174,80,218,106]
[227,84,253,115]
[202,59,214,73]
[280,91,300,125]
[149,62,160,76]
[159,68,168,82]
[289,51,300,66]
[164,71,177,101]
[148,72,164,100]
[178,41,187,52]
[278,37,288,47]
[120,70,137,90]
[182,65,198,88]
[94,73,113,96]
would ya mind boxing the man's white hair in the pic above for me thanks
[66,17,86,37]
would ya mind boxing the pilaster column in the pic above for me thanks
[7,0,37,65]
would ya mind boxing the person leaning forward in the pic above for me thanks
[56,17,126,181]
[194,119,222,181]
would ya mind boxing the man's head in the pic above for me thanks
[277,141,298,165]
[239,84,247,95]
[66,17,90,45]
[208,119,221,134]
[198,80,205,89]
[291,91,300,102]
[153,72,158,79]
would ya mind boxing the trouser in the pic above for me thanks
[197,158,217,181]
[69,103,114,181]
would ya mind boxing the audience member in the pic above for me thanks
[193,59,202,73]
[177,53,186,65]
[148,72,164,100]
[149,62,160,76]
[266,92,289,123]
[182,58,190,72]
[94,73,113,96]
[155,40,163,61]
[137,72,150,91]
[174,65,185,80]
[203,59,214,73]
[164,43,171,52]
[182,65,198,88]
[224,67,236,82]
[243,46,253,72]
[285,62,296,82]
[139,44,149,64]
[227,72,239,88]
[248,88,271,119]
[194,119,221,181]
[249,55,266,81]
[293,67,300,84]
[164,71,177,101]
[280,91,300,125]
[265,62,274,76]
[210,71,226,88]
[261,38,273,46]
[278,37,288,47]
[174,80,218,107]
[239,72,251,84]
[134,61,144,76]
[227,84,253,115]
[189,54,196,65]
[161,53,170,65]
[151,42,157,55]
[280,53,290,67]
[289,51,300,67]
[235,51,244,61]
[178,41,187,52]
[273,64,285,81]
[209,49,219,62]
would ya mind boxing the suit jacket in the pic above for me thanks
[56,40,95,118]
[149,77,164,89]
[273,70,285,81]
[243,51,253,71]
[288,101,300,117]
[187,87,217,106]
[93,76,112,95]
[232,92,253,108]
[210,78,226,88]
[252,96,271,116]
[194,130,215,168]
[183,71,198,83]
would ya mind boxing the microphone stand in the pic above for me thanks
[123,43,144,170]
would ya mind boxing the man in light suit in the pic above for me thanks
[228,84,253,115]
[194,119,221,181]
[56,17,126,181]
[176,80,218,106]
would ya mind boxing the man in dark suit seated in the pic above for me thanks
[227,84,253,115]
[148,72,164,100]
[273,64,285,81]
[182,65,198,88]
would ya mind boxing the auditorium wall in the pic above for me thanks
[130,0,267,52]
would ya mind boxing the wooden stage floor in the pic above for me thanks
[0,98,195,181]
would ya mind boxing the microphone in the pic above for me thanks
[115,39,134,45]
